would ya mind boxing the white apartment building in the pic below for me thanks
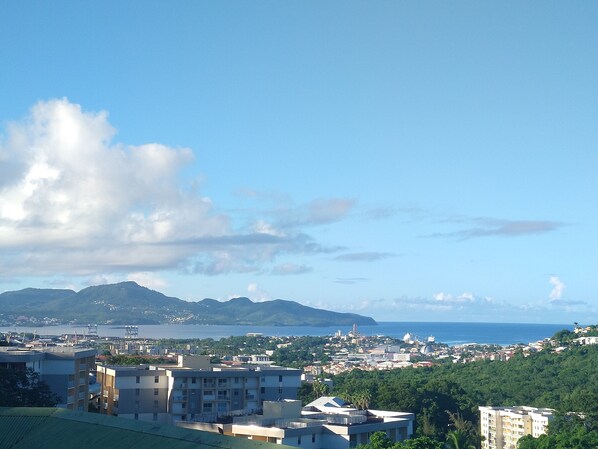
[0,346,96,411]
[479,406,554,449]
[179,397,415,449]
[97,355,302,425]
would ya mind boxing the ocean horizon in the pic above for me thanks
[0,321,571,346]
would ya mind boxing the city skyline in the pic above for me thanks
[1,2,596,323]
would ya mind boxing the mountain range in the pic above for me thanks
[0,281,377,327]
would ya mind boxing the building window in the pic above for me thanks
[135,388,140,396]
[154,376,159,383]
[312,434,316,443]
[278,387,283,394]
[154,388,159,395]
[192,377,196,384]
[134,413,138,420]
[260,387,265,394]
[298,436,301,445]
[279,375,283,382]
[136,376,140,384]
[234,377,239,384]
[154,400,159,408]
[203,403,212,413]
[135,400,139,409]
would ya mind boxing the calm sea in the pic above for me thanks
[0,322,570,346]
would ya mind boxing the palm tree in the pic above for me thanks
[353,389,372,410]
[312,380,329,398]
[445,430,476,449]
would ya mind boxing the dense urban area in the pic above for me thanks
[1,323,597,448]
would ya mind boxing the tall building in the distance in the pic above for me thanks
[479,406,554,449]
[97,355,301,424]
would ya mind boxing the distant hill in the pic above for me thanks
[0,281,377,327]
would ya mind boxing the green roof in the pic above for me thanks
[0,407,293,449]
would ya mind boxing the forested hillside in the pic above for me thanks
[330,345,598,443]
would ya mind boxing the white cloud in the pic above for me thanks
[127,272,168,290]
[1,99,345,280]
[549,276,565,301]
[433,292,481,304]
[246,283,270,301]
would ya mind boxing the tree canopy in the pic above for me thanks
[0,367,59,407]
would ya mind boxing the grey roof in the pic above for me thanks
[305,396,347,409]
[0,407,294,449]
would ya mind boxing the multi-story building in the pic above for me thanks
[179,397,415,449]
[479,406,554,449]
[97,355,302,424]
[0,346,96,411]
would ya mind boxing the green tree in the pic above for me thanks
[0,367,59,407]
[297,382,316,405]
[445,430,476,449]
[357,431,398,449]
[357,432,444,449]
[312,380,329,398]
[399,436,443,449]
[352,389,372,410]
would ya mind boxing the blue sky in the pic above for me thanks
[0,2,596,323]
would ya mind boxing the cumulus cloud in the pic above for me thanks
[246,283,270,301]
[391,292,496,314]
[0,99,342,279]
[548,276,565,301]
[433,292,483,304]
[127,272,168,290]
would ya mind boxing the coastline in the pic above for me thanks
[0,321,570,346]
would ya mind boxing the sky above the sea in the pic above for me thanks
[0,2,596,323]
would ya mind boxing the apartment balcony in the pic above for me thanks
[203,394,215,401]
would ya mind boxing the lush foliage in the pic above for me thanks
[0,367,59,407]
[103,354,174,365]
[356,431,442,449]
[517,416,598,449]
[333,345,598,442]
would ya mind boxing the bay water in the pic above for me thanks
[1,321,570,346]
